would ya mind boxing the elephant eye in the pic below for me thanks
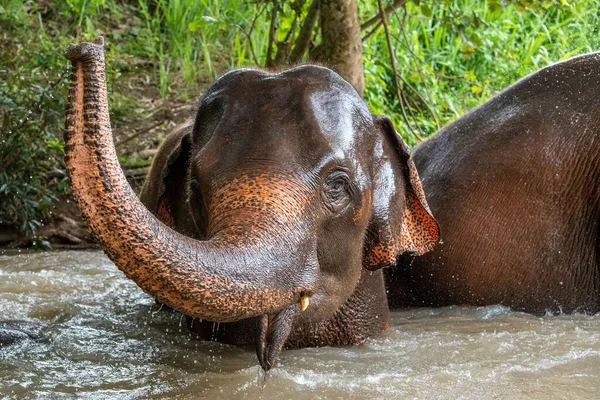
[330,179,345,192]
[324,171,352,212]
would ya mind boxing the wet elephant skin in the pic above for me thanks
[386,52,600,314]
[64,38,439,371]
[138,67,440,370]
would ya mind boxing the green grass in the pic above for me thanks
[136,0,275,96]
[1,0,599,240]
[360,0,600,144]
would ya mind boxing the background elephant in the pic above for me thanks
[386,52,600,314]
[64,39,439,371]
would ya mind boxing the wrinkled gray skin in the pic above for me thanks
[134,66,439,370]
[386,52,600,314]
[63,37,438,371]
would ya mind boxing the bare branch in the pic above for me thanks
[117,120,166,148]
[361,20,382,41]
[283,16,298,42]
[361,0,406,31]
[266,0,279,67]
[398,69,441,131]
[237,25,259,65]
[377,0,420,141]
[391,6,440,129]
[236,2,269,66]
[402,90,427,140]
[289,0,320,64]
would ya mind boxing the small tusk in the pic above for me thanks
[300,295,310,312]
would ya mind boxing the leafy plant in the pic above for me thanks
[0,3,71,236]
[361,0,599,143]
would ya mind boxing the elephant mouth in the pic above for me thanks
[254,303,298,371]
[186,297,306,370]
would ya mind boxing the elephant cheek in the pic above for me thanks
[205,172,314,241]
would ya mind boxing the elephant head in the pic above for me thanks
[65,38,439,371]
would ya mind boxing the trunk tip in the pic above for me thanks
[65,36,104,62]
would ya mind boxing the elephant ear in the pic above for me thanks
[139,122,194,229]
[363,116,440,271]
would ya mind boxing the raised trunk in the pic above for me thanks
[64,38,313,322]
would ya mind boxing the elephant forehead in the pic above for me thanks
[207,65,372,135]
[307,88,372,154]
[222,85,369,144]
[193,66,375,179]
[209,65,359,98]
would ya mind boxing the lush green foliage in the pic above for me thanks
[1,0,599,239]
[362,0,600,144]
[0,0,72,238]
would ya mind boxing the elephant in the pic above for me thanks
[64,38,439,371]
[386,52,600,314]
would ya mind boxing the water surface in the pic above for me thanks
[1,251,599,399]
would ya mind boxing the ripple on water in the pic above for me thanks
[0,250,599,399]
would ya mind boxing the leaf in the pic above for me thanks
[461,44,476,53]
[487,0,502,13]
[38,197,51,211]
[188,20,202,33]
[465,70,476,81]
[469,33,484,47]
[188,16,217,33]
[46,139,64,151]
[421,4,432,18]
[470,85,483,94]
[57,179,69,192]
[408,72,421,83]
[290,0,304,15]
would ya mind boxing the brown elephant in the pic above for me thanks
[386,52,600,314]
[64,38,439,371]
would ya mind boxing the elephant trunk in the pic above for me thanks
[64,38,315,322]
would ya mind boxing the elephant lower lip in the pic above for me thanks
[254,304,297,371]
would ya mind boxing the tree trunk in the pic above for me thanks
[316,0,364,95]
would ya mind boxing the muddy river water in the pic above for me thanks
[0,250,598,399]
